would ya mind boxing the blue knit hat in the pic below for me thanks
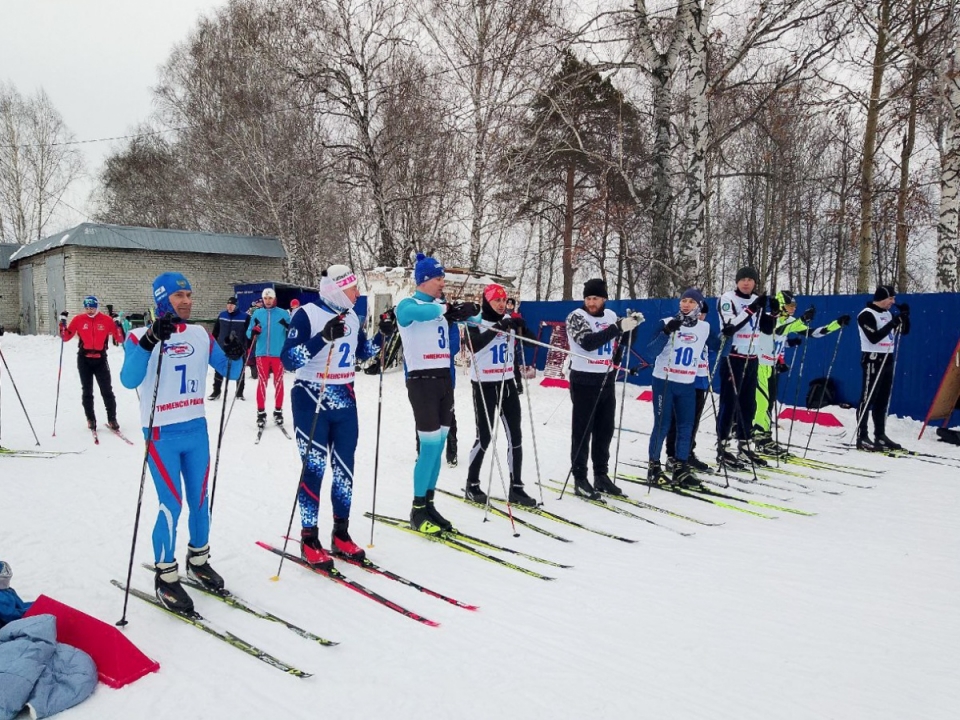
[414,253,444,285]
[82,295,98,309]
[153,272,192,318]
[681,287,704,305]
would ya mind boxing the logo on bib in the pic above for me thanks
[164,342,195,358]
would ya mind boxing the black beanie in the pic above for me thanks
[873,285,895,302]
[735,266,758,283]
[583,278,608,299]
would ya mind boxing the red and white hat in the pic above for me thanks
[327,264,358,291]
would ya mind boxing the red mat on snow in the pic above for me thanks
[540,377,570,388]
[636,390,652,401]
[778,408,843,427]
[25,594,160,688]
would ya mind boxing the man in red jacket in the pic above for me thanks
[60,295,125,431]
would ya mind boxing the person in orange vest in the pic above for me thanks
[60,296,125,430]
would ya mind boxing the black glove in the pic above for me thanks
[747,294,768,313]
[507,315,526,332]
[59,318,67,329]
[140,314,176,351]
[836,314,851,327]
[445,302,480,323]
[378,312,397,336]
[721,324,737,337]
[516,380,524,395]
[896,303,910,317]
[769,296,781,315]
[776,361,789,374]
[891,314,903,329]
[664,317,683,333]
[279,318,290,329]
[801,306,816,324]
[495,316,519,332]
[322,315,347,342]
[787,336,803,348]
[222,333,244,360]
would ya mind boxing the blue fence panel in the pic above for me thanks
[516,292,960,425]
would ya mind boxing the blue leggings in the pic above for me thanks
[145,418,211,564]
[649,378,696,463]
[292,381,358,527]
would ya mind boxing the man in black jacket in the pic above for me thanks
[209,296,250,400]
[855,285,910,450]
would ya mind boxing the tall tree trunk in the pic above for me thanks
[857,0,891,292]
[938,33,960,291]
[562,165,575,299]
[895,69,919,292]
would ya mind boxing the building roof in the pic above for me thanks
[0,244,19,270]
[8,223,286,264]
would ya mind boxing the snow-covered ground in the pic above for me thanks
[2,333,958,719]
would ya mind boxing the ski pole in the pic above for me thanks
[53,330,65,437]
[558,359,615,500]
[367,336,389,548]
[610,325,635,493]
[517,337,546,505]
[273,336,336,581]
[117,340,166,626]
[785,333,812,450]
[853,340,894,439]
[0,346,41,446]
[225,340,256,428]
[479,330,519,533]
[884,330,901,419]
[803,325,845,458]
[208,352,234,521]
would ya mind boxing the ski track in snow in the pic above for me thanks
[1,333,958,719]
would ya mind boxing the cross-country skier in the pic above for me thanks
[462,283,536,507]
[565,278,644,499]
[209,296,250,401]
[120,272,244,612]
[59,296,125,431]
[397,253,479,534]
[666,300,713,473]
[855,285,910,451]
[716,266,774,469]
[280,264,377,567]
[247,288,290,429]
[752,291,850,455]
[647,288,714,487]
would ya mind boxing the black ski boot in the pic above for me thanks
[87,418,97,431]
[738,441,769,467]
[330,517,366,561]
[875,434,902,451]
[573,475,600,500]
[687,453,711,473]
[300,526,335,570]
[186,545,225,593]
[256,411,267,429]
[106,419,120,432]
[273,409,284,426]
[593,473,623,496]
[672,462,701,489]
[647,460,667,484]
[717,443,746,471]
[665,457,677,474]
[155,561,194,613]
[508,484,537,507]
[425,489,454,532]
[856,433,879,451]
[464,483,488,505]
[208,392,220,401]
[410,497,443,535]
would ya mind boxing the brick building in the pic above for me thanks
[0,245,19,330]
[8,223,286,334]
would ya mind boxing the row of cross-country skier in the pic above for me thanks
[56,258,908,612]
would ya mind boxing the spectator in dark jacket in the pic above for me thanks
[209,296,250,400]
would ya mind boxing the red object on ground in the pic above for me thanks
[24,594,160,688]
[540,377,570,388]
[778,408,843,427]
[636,390,653,401]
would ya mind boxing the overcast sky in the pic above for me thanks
[1,0,228,226]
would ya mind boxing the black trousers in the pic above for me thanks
[77,355,117,423]
[569,377,616,479]
[212,367,246,397]
[717,355,758,442]
[414,408,458,461]
[857,352,894,437]
[467,380,523,487]
[667,387,707,458]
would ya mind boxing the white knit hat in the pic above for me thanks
[262,287,277,299]
[327,264,358,291]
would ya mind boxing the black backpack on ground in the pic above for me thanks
[806,377,837,409]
